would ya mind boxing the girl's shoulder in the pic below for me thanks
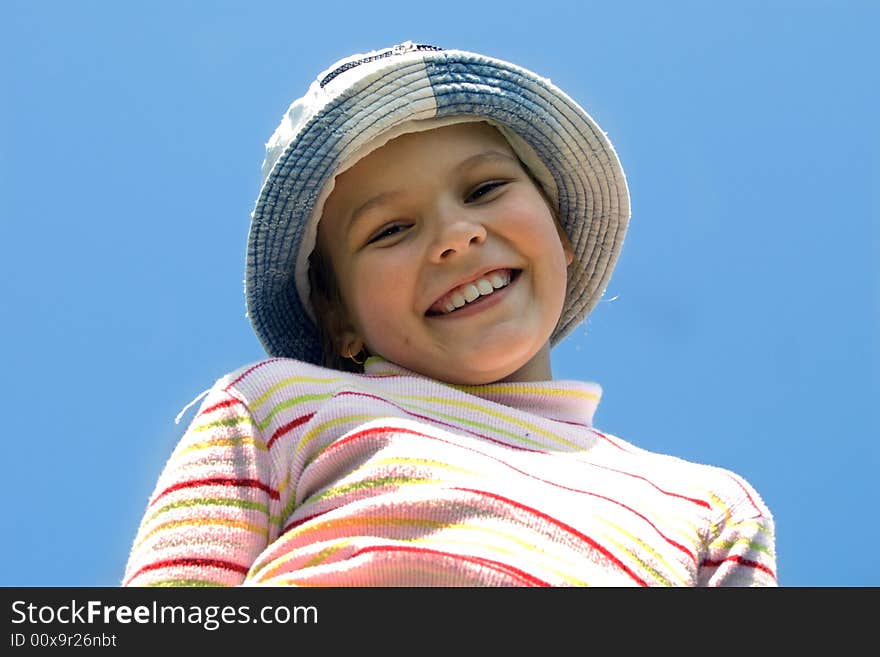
[216,357,361,401]
[600,432,774,523]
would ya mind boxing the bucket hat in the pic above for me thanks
[246,41,630,365]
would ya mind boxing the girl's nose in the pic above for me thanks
[428,215,488,262]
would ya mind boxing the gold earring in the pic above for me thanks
[346,345,365,365]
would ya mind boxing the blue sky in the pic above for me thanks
[2,1,876,587]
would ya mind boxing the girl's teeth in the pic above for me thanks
[463,284,480,302]
[433,270,513,315]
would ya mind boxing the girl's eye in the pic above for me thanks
[367,222,408,244]
[466,180,508,203]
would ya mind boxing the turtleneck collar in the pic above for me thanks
[362,356,601,426]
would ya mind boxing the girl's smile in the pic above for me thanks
[426,267,516,316]
[316,121,572,385]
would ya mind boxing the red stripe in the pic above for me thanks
[455,486,649,586]
[569,489,695,562]
[350,545,551,586]
[701,555,777,580]
[589,429,636,452]
[267,412,315,449]
[334,390,542,452]
[589,461,712,509]
[149,477,280,507]
[283,477,648,585]
[199,397,243,416]
[225,358,285,389]
[125,557,248,585]
[722,471,766,518]
[333,392,707,509]
[299,424,696,561]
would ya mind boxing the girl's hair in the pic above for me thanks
[308,245,364,373]
[307,156,573,373]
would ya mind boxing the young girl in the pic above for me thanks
[123,42,777,587]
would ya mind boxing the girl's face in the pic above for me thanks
[317,121,572,385]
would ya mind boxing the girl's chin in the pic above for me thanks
[422,350,547,384]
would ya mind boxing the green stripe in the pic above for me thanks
[393,399,548,449]
[144,497,275,526]
[710,536,775,559]
[193,416,252,432]
[604,527,680,586]
[305,475,436,504]
[251,374,346,409]
[259,392,333,430]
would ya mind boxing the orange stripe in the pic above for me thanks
[350,545,551,586]
[453,487,649,586]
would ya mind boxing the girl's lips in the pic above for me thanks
[426,269,521,317]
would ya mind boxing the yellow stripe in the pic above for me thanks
[276,414,384,521]
[602,521,690,586]
[708,534,775,560]
[134,518,268,551]
[406,534,592,586]
[454,383,600,402]
[259,392,334,429]
[143,497,272,527]
[360,456,478,476]
[295,414,379,455]
[704,491,775,564]
[249,518,446,580]
[308,476,443,503]
[363,357,599,402]
[705,490,774,538]
[251,375,344,410]
[707,514,775,555]
[303,539,356,568]
[191,416,252,432]
[301,458,479,505]
[177,436,267,457]
[394,394,579,449]
[380,395,565,449]
[253,520,594,585]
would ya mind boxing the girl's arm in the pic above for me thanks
[699,474,778,587]
[122,386,276,587]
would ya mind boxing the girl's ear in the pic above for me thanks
[339,331,366,362]
[322,300,367,361]
[308,244,368,371]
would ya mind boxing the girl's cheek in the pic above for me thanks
[370,254,415,284]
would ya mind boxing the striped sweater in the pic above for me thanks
[123,356,777,587]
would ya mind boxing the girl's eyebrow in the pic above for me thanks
[459,149,520,171]
[347,149,520,229]
[349,190,405,230]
